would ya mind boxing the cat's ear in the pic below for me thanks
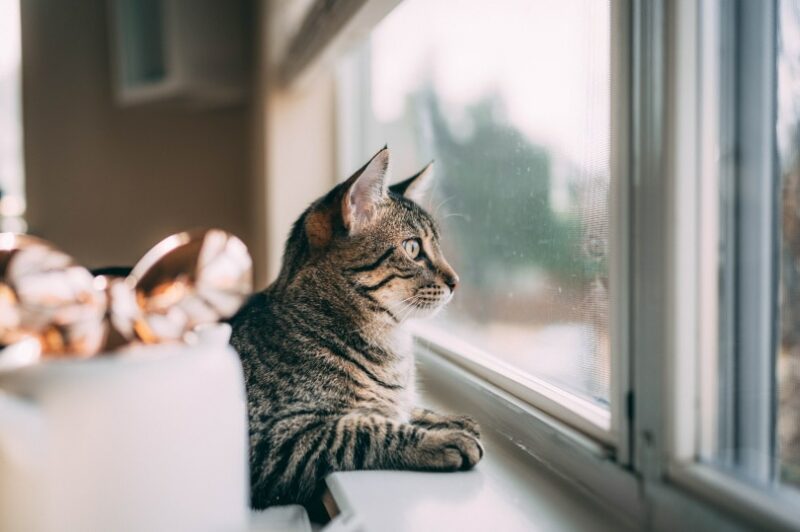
[340,146,390,232]
[304,147,388,247]
[389,161,434,204]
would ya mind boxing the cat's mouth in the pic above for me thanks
[409,284,452,315]
[385,284,453,322]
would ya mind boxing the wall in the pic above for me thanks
[263,75,337,280]
[20,0,259,274]
[259,1,338,281]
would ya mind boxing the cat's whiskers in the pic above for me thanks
[432,195,455,220]
[396,301,417,320]
[387,301,414,322]
[385,293,418,312]
[345,294,419,337]
[395,294,424,321]
[386,295,420,323]
[440,212,468,221]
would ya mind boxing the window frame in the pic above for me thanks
[717,0,780,482]
[410,323,613,443]
[656,0,800,528]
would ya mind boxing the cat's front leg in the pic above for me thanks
[250,410,484,508]
[410,407,481,439]
[330,411,484,473]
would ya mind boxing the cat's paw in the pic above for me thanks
[411,409,482,439]
[429,430,484,471]
[446,415,481,439]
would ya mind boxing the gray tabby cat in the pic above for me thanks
[229,147,483,510]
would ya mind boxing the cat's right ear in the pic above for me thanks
[340,147,389,233]
[304,147,389,248]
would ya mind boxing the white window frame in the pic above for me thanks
[263,0,800,528]
[666,0,800,528]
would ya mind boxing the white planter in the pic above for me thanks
[0,325,249,532]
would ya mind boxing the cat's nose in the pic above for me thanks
[438,259,459,292]
[444,272,459,292]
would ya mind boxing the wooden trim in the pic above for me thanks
[280,0,365,85]
[273,0,401,88]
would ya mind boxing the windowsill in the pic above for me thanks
[322,345,635,532]
[322,341,780,531]
[325,432,631,532]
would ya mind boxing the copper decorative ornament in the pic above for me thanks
[0,229,252,362]
[0,233,107,357]
[125,229,253,344]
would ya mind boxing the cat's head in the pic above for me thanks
[281,147,458,324]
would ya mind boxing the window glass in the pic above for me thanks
[338,0,612,405]
[778,0,800,488]
[0,0,25,231]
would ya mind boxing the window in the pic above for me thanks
[336,0,617,435]
[275,0,800,527]
[689,0,800,503]
[0,0,25,232]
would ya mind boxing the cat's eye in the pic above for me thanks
[402,239,421,259]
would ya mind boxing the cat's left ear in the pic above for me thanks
[389,161,435,204]
[341,146,390,233]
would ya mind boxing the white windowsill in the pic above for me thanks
[325,432,630,532]
[322,339,783,532]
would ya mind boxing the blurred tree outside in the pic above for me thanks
[778,0,800,487]
[409,88,607,325]
[373,81,611,402]
[780,122,800,485]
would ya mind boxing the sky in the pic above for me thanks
[778,0,800,163]
[0,0,24,207]
[0,0,20,74]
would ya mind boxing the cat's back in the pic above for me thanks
[229,288,315,417]
[229,289,316,376]
[229,290,278,362]
[228,287,352,403]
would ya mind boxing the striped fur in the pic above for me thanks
[229,149,482,509]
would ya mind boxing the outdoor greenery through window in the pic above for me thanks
[338,0,612,406]
[778,0,800,487]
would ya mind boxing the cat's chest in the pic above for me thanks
[386,328,415,378]
[372,330,416,418]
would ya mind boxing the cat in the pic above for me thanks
[229,147,483,510]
